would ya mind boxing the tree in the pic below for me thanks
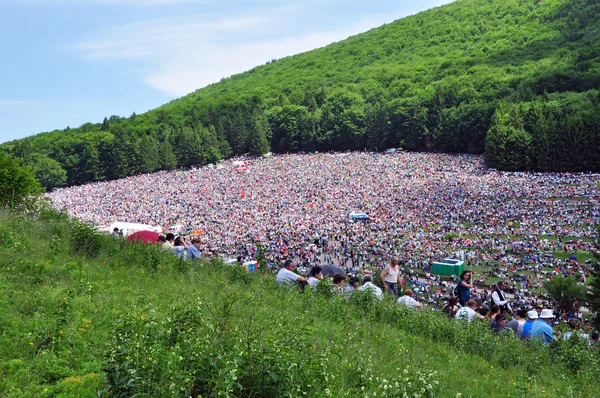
[248,113,271,156]
[0,153,41,207]
[544,277,588,316]
[31,155,67,191]
[10,139,33,165]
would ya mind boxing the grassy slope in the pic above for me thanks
[1,209,599,397]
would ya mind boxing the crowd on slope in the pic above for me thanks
[276,256,600,345]
[49,151,599,323]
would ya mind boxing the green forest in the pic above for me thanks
[2,0,600,190]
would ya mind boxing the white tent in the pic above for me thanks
[104,222,162,236]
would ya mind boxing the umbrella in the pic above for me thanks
[128,230,160,244]
[320,264,346,278]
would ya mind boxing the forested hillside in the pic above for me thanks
[2,0,600,189]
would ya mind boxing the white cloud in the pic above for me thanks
[144,30,367,96]
[69,1,455,97]
[71,10,387,97]
[73,15,270,61]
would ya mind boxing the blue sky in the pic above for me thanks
[0,0,454,144]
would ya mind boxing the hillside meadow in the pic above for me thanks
[0,208,599,397]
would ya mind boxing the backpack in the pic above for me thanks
[453,284,461,297]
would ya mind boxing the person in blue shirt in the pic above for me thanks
[521,309,539,339]
[187,238,202,260]
[531,309,556,345]
[456,270,473,306]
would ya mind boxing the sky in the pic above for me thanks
[0,0,454,144]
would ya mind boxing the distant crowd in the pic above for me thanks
[49,151,600,331]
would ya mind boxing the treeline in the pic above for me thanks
[2,0,600,190]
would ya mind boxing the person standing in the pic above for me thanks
[491,281,512,315]
[380,256,404,297]
[456,270,474,306]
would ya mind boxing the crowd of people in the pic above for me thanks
[48,151,599,332]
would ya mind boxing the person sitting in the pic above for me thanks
[455,299,485,322]
[443,296,459,319]
[345,276,360,294]
[173,236,189,259]
[396,289,422,309]
[506,309,527,336]
[491,313,511,334]
[487,305,501,328]
[357,275,383,300]
[276,260,307,285]
[332,274,346,295]
[307,265,324,291]
[162,232,175,250]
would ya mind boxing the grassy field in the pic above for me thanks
[1,208,599,397]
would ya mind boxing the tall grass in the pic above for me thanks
[0,208,598,397]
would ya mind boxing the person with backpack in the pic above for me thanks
[456,270,473,306]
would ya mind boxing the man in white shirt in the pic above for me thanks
[276,260,307,285]
[358,275,383,300]
[455,299,485,322]
[396,289,422,309]
[491,281,513,314]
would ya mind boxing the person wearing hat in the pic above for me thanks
[521,309,539,339]
[531,309,557,345]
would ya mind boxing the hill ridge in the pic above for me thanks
[2,0,600,190]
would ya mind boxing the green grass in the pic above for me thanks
[1,208,599,397]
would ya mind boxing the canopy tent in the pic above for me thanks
[127,230,160,244]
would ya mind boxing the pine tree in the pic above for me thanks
[248,113,271,156]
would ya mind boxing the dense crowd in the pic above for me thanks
[48,151,599,267]
[48,151,600,338]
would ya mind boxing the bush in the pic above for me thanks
[70,221,102,258]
